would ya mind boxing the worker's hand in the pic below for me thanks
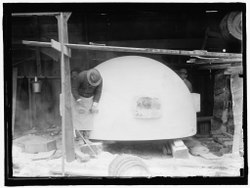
[90,102,99,113]
[90,106,98,113]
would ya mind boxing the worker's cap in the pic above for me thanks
[87,69,102,86]
[71,68,81,74]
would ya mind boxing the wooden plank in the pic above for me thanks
[22,40,51,48]
[17,76,60,79]
[190,58,242,64]
[22,40,242,58]
[18,38,222,49]
[66,44,242,58]
[12,68,18,137]
[56,12,75,163]
[12,12,60,16]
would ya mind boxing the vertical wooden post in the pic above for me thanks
[230,74,243,156]
[12,68,18,137]
[35,48,42,76]
[34,48,41,128]
[35,16,42,77]
[56,13,75,165]
[28,78,33,129]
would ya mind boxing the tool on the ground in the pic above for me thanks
[75,129,97,157]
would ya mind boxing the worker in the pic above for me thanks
[178,68,193,92]
[70,68,81,94]
[71,68,81,81]
[71,68,103,143]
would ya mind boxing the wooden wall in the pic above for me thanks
[211,70,243,138]
[212,71,231,133]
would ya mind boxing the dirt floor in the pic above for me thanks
[12,130,244,177]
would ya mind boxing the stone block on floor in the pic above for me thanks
[80,142,103,156]
[170,140,189,158]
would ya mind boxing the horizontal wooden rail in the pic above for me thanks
[17,76,60,79]
[188,58,242,64]
[22,40,242,58]
[12,12,61,17]
[23,40,51,47]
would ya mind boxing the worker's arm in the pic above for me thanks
[93,81,103,104]
[90,82,103,113]
[187,80,193,93]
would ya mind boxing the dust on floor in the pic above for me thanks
[12,134,243,177]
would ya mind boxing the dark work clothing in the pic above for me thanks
[71,71,103,103]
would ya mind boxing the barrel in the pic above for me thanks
[220,11,242,41]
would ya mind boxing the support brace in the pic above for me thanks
[51,39,71,57]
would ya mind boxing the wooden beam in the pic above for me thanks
[22,40,51,47]
[56,13,75,164]
[12,68,18,137]
[87,38,228,51]
[188,58,242,64]
[51,39,71,57]
[19,38,227,51]
[17,76,60,79]
[66,44,242,58]
[22,40,242,59]
[28,78,33,129]
[12,12,60,17]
